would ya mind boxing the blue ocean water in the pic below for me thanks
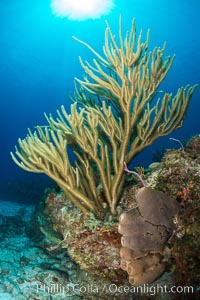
[0,0,199,202]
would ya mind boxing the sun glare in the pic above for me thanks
[50,0,115,20]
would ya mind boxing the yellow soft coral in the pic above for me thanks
[11,17,197,217]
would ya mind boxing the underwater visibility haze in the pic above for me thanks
[0,1,200,298]
[0,0,199,200]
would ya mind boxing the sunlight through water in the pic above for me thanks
[51,0,115,20]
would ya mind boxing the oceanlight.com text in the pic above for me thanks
[36,283,194,296]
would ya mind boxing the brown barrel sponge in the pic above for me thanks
[118,187,179,285]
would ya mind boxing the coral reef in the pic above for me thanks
[23,135,200,299]
[11,17,197,217]
[151,135,200,292]
[38,190,125,283]
[9,13,199,298]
